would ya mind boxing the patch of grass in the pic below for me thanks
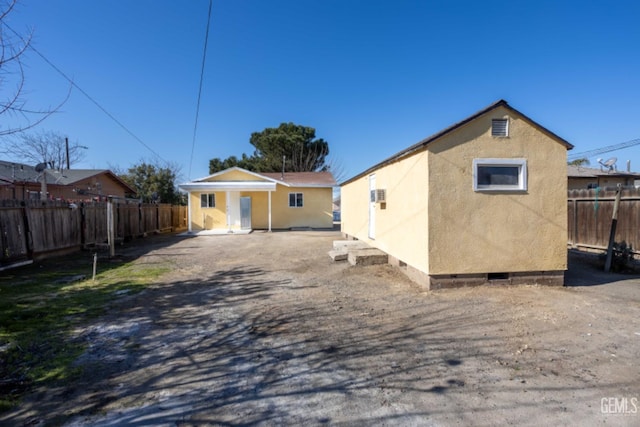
[0,254,170,413]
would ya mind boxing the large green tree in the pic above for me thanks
[209,123,329,174]
[120,162,182,204]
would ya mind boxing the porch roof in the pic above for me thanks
[179,181,276,192]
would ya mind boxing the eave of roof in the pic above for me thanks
[188,167,336,188]
[341,99,574,186]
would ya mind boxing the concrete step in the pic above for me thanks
[328,249,348,262]
[348,248,389,266]
[332,240,369,251]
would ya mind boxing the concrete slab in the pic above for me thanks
[179,229,252,236]
[328,250,348,262]
[348,248,388,266]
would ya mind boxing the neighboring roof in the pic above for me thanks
[45,169,137,193]
[0,160,40,183]
[341,100,574,186]
[0,160,136,193]
[567,165,640,179]
[188,167,336,188]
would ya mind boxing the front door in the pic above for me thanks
[368,174,376,239]
[240,197,252,229]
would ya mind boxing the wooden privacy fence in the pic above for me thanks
[568,187,640,253]
[0,200,187,266]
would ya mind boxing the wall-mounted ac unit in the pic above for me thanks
[375,189,386,203]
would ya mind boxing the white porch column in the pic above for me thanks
[187,191,192,232]
[226,190,231,231]
[268,190,272,232]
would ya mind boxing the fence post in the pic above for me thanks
[604,184,623,272]
[20,201,33,259]
[107,196,115,257]
[80,202,86,246]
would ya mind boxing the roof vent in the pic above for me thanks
[491,119,508,137]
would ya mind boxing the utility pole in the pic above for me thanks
[65,137,70,170]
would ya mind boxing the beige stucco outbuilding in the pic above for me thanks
[341,100,573,289]
[179,167,335,233]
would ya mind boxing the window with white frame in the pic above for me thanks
[200,193,215,208]
[473,159,527,192]
[289,192,303,207]
[491,118,509,137]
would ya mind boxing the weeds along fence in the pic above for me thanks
[0,200,187,266]
[568,187,640,253]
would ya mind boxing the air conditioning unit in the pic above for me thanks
[375,189,386,203]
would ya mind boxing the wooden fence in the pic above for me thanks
[568,187,640,253]
[0,200,187,266]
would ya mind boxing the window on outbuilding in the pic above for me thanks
[289,192,303,207]
[473,159,527,192]
[491,118,509,137]
[200,193,215,208]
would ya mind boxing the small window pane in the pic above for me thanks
[477,166,519,186]
[201,193,215,208]
[289,193,303,207]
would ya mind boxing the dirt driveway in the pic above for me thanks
[4,230,640,426]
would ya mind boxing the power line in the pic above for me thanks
[1,21,170,166]
[568,138,640,160]
[188,0,213,179]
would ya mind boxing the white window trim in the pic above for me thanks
[491,118,509,137]
[473,158,527,192]
[201,193,215,208]
[288,192,304,208]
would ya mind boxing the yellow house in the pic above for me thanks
[341,100,573,289]
[179,167,335,233]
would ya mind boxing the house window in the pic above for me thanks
[491,118,509,137]
[289,192,303,207]
[200,193,215,208]
[473,159,527,192]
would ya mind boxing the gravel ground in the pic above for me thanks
[3,230,640,426]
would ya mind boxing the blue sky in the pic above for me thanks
[2,0,639,183]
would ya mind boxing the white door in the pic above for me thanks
[240,197,252,229]
[227,192,240,229]
[368,174,376,239]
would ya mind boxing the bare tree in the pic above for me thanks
[0,0,68,136]
[2,130,87,169]
[323,155,348,184]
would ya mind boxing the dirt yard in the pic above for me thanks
[3,230,640,426]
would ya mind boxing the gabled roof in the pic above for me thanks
[188,167,336,188]
[44,169,136,193]
[567,165,640,178]
[342,100,574,186]
[0,160,135,193]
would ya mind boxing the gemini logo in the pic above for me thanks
[601,397,638,415]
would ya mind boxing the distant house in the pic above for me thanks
[567,164,640,190]
[179,167,336,233]
[341,100,573,289]
[0,160,136,201]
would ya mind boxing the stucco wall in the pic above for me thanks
[427,105,568,275]
[269,186,333,229]
[341,151,430,273]
[189,191,227,230]
[188,186,333,230]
